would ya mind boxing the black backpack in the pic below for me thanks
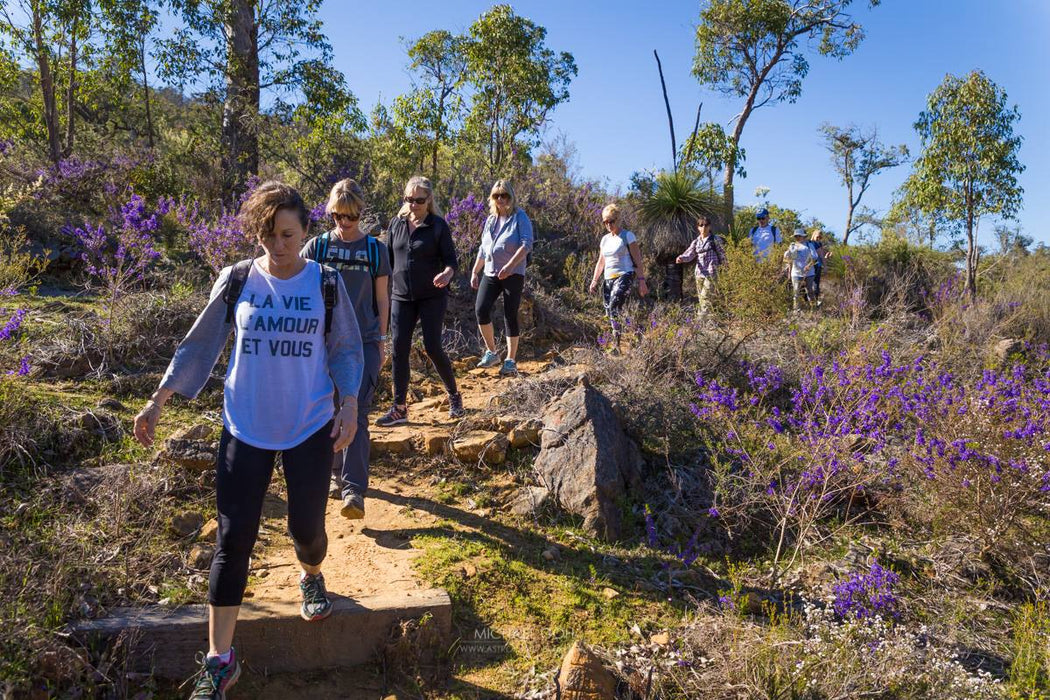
[222,259,340,334]
[308,231,382,317]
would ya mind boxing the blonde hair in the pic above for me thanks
[325,178,365,219]
[397,175,442,218]
[810,229,824,241]
[601,203,620,223]
[488,179,516,217]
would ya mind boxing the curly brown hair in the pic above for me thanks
[238,181,310,241]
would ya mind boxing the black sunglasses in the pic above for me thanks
[332,212,359,223]
[403,196,428,205]
[491,192,511,200]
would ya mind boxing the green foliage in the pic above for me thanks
[679,121,746,188]
[693,0,878,218]
[713,238,791,327]
[901,70,1024,297]
[1009,602,1050,698]
[462,4,577,176]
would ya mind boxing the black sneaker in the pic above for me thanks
[374,404,407,427]
[448,393,465,419]
[328,474,342,500]
[300,573,333,621]
[188,648,240,699]
[340,490,365,520]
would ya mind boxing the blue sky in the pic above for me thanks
[317,1,1047,247]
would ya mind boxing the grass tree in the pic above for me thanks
[639,170,722,300]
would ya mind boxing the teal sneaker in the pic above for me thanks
[300,573,333,621]
[499,358,518,376]
[188,648,240,699]
[477,350,501,368]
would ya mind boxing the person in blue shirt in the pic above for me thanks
[470,179,533,376]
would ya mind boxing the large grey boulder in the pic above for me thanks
[532,382,642,541]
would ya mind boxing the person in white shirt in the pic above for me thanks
[783,228,818,312]
[589,203,648,352]
[749,208,781,260]
[133,181,364,698]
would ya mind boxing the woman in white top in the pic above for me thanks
[132,182,364,699]
[588,203,648,352]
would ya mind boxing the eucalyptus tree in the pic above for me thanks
[820,123,907,244]
[693,0,879,225]
[155,0,350,198]
[902,70,1024,298]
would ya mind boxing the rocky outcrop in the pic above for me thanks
[532,383,641,541]
[451,431,508,466]
[557,641,617,700]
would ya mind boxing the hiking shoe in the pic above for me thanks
[328,474,342,500]
[477,350,501,368]
[448,393,465,419]
[499,358,518,376]
[374,404,407,427]
[188,649,240,700]
[300,573,333,621]
[340,489,365,520]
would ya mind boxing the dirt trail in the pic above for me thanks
[246,357,556,604]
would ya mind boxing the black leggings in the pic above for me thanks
[391,295,458,405]
[813,265,823,299]
[210,422,333,607]
[475,274,525,337]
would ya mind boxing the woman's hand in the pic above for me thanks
[589,279,599,294]
[675,255,687,264]
[331,397,358,452]
[497,264,513,280]
[133,400,163,447]
[471,271,480,290]
[433,268,454,288]
[638,278,649,298]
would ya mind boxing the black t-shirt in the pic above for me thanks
[386,213,458,301]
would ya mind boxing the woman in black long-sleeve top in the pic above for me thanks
[375,175,463,425]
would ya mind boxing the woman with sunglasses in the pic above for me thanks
[302,179,390,520]
[470,179,533,377]
[376,175,463,426]
[675,215,726,320]
[589,203,648,353]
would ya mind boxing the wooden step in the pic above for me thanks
[72,588,451,679]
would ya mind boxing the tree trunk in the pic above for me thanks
[964,187,977,300]
[63,10,80,157]
[662,261,684,301]
[842,203,854,245]
[31,2,61,164]
[140,33,155,150]
[221,0,260,201]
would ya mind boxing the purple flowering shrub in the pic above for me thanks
[159,176,261,273]
[832,561,900,620]
[0,308,30,377]
[66,192,162,300]
[446,194,488,265]
[693,347,1050,565]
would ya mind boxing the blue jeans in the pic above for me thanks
[332,341,381,497]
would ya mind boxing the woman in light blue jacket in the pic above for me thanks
[470,179,533,376]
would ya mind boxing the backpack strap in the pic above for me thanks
[771,226,779,243]
[320,264,339,334]
[365,235,380,318]
[223,259,254,323]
